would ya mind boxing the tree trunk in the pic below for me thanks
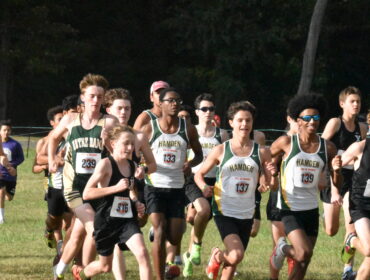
[297,0,329,95]
[0,7,9,119]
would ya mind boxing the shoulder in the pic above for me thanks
[133,111,151,130]
[359,122,368,138]
[104,114,118,126]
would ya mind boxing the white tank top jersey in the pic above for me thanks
[212,140,261,219]
[145,118,189,189]
[278,134,327,211]
[190,126,222,177]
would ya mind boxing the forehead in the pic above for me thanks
[233,110,253,119]
[163,91,179,99]
[0,125,11,130]
[111,99,131,107]
[299,108,319,115]
[344,94,361,101]
[199,100,214,107]
[117,131,135,140]
[84,85,105,95]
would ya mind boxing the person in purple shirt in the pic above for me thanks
[0,120,24,224]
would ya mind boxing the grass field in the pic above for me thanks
[0,145,360,279]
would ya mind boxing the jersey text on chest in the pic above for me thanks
[158,140,181,148]
[229,163,254,173]
[71,137,103,150]
[296,158,320,168]
[201,142,217,149]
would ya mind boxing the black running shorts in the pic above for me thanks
[280,208,319,237]
[0,180,16,197]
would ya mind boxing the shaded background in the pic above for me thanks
[1,0,369,130]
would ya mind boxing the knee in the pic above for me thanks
[294,249,313,263]
[324,225,338,237]
[226,250,244,266]
[136,247,150,262]
[186,214,195,225]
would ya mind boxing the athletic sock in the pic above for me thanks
[343,265,353,273]
[194,241,202,246]
[56,260,68,276]
[0,208,4,220]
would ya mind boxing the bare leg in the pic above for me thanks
[322,202,340,236]
[112,245,126,280]
[150,213,166,280]
[269,221,285,279]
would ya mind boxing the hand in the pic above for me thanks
[55,155,65,167]
[331,192,343,206]
[115,178,130,192]
[202,185,214,198]
[48,160,58,173]
[7,166,16,176]
[332,155,342,171]
[183,162,191,177]
[264,161,277,177]
[258,184,270,193]
[135,201,145,218]
[135,166,145,180]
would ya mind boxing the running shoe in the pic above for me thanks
[287,256,295,275]
[182,252,193,277]
[71,264,83,280]
[270,237,287,270]
[57,240,63,256]
[190,243,202,265]
[341,232,357,264]
[206,247,221,280]
[44,229,56,249]
[165,262,180,279]
[148,226,154,242]
[341,269,357,280]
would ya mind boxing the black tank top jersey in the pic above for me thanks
[132,151,141,164]
[94,156,136,218]
[351,137,370,210]
[331,117,362,150]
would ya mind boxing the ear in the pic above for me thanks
[80,93,85,103]
[149,92,154,103]
[339,100,344,108]
[228,119,233,128]
[195,109,200,117]
[106,107,111,114]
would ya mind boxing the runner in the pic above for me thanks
[182,93,229,277]
[105,88,156,280]
[0,120,24,224]
[320,86,367,280]
[141,88,203,280]
[195,101,278,280]
[340,137,370,280]
[267,114,298,280]
[48,74,116,279]
[270,93,342,280]
[133,81,169,130]
[71,125,152,280]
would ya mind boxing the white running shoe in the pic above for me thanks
[270,237,287,270]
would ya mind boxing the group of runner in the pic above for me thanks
[22,73,370,280]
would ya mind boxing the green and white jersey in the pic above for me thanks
[145,118,189,189]
[213,140,261,219]
[63,114,105,196]
[48,140,65,190]
[145,109,158,121]
[190,126,222,177]
[278,134,327,211]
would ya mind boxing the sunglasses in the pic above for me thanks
[198,106,215,112]
[162,98,183,104]
[298,114,320,122]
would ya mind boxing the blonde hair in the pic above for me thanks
[108,125,134,141]
[79,73,109,95]
[339,86,361,103]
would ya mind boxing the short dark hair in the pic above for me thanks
[159,87,180,101]
[0,119,12,128]
[287,93,327,120]
[62,95,78,111]
[227,101,256,120]
[194,93,215,109]
[47,106,63,122]
[104,88,132,108]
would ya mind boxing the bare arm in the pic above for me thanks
[186,123,203,168]
[341,139,365,167]
[254,130,266,146]
[321,118,340,140]
[136,131,156,176]
[32,137,48,174]
[194,144,223,197]
[259,146,278,191]
[133,112,151,132]
[326,140,342,191]
[83,158,133,200]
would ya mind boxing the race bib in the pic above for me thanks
[75,153,101,174]
[110,197,133,218]
[364,179,370,198]
[161,149,181,167]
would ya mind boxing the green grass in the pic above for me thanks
[0,147,360,279]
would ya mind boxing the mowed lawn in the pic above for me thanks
[0,145,360,279]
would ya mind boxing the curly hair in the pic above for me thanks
[287,93,327,120]
[227,101,256,120]
[104,88,132,108]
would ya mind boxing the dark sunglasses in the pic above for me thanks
[298,114,320,122]
[198,106,215,112]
